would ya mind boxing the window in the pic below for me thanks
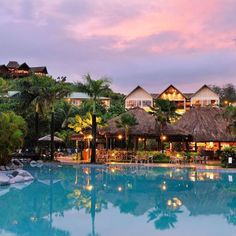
[126,100,142,108]
[126,100,137,108]
[142,100,152,107]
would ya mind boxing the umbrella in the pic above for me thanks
[38,135,64,143]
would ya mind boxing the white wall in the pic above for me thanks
[191,87,220,106]
[125,87,153,109]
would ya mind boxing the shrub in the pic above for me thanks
[0,112,27,165]
[221,147,236,168]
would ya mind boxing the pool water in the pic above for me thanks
[0,164,236,236]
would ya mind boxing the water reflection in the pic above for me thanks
[0,165,236,235]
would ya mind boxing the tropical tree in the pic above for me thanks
[211,84,236,105]
[17,75,71,159]
[68,113,103,133]
[0,112,27,164]
[54,100,80,129]
[116,113,138,150]
[223,106,236,135]
[75,74,111,163]
[153,99,179,123]
[149,99,179,150]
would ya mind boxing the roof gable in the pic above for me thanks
[125,86,152,100]
[18,62,30,70]
[0,65,9,71]
[7,61,19,69]
[158,84,187,100]
[191,85,219,99]
[31,66,48,74]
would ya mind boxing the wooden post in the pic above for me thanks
[105,136,109,151]
[144,138,147,150]
[133,137,137,151]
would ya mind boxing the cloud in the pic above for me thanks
[0,0,236,93]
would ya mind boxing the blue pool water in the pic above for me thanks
[1,164,236,236]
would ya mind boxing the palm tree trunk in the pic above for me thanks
[35,111,39,140]
[35,103,39,150]
[91,114,96,163]
[50,108,55,161]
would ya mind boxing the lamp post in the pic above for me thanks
[160,135,167,153]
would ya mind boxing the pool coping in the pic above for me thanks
[54,161,236,173]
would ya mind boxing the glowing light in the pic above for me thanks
[161,182,167,191]
[87,134,93,140]
[118,134,123,140]
[161,135,167,141]
[118,186,122,192]
[167,200,172,206]
[85,185,93,191]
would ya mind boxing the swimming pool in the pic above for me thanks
[0,164,236,236]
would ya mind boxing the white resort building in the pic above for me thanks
[66,92,111,109]
[125,84,220,113]
[125,86,153,110]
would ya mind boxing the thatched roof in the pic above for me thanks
[30,66,48,74]
[175,107,236,142]
[6,61,19,69]
[100,107,189,138]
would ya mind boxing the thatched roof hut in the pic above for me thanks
[175,107,236,142]
[100,107,190,139]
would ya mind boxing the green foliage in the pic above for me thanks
[68,113,103,133]
[0,112,27,164]
[54,100,81,129]
[153,153,170,163]
[221,147,236,168]
[116,113,138,129]
[224,106,236,134]
[17,75,71,115]
[211,84,236,105]
[151,99,179,123]
[55,130,74,148]
[75,74,111,113]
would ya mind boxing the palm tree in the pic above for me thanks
[116,113,138,150]
[75,74,111,163]
[18,76,49,141]
[149,99,179,151]
[18,76,71,159]
[42,78,71,160]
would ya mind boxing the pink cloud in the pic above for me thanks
[66,0,236,52]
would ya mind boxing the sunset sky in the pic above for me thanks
[1,0,236,93]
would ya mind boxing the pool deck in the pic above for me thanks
[55,157,236,172]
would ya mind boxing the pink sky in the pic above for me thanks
[0,0,236,93]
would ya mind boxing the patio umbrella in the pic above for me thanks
[38,135,64,143]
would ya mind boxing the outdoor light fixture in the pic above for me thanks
[161,135,167,141]
[118,134,123,140]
